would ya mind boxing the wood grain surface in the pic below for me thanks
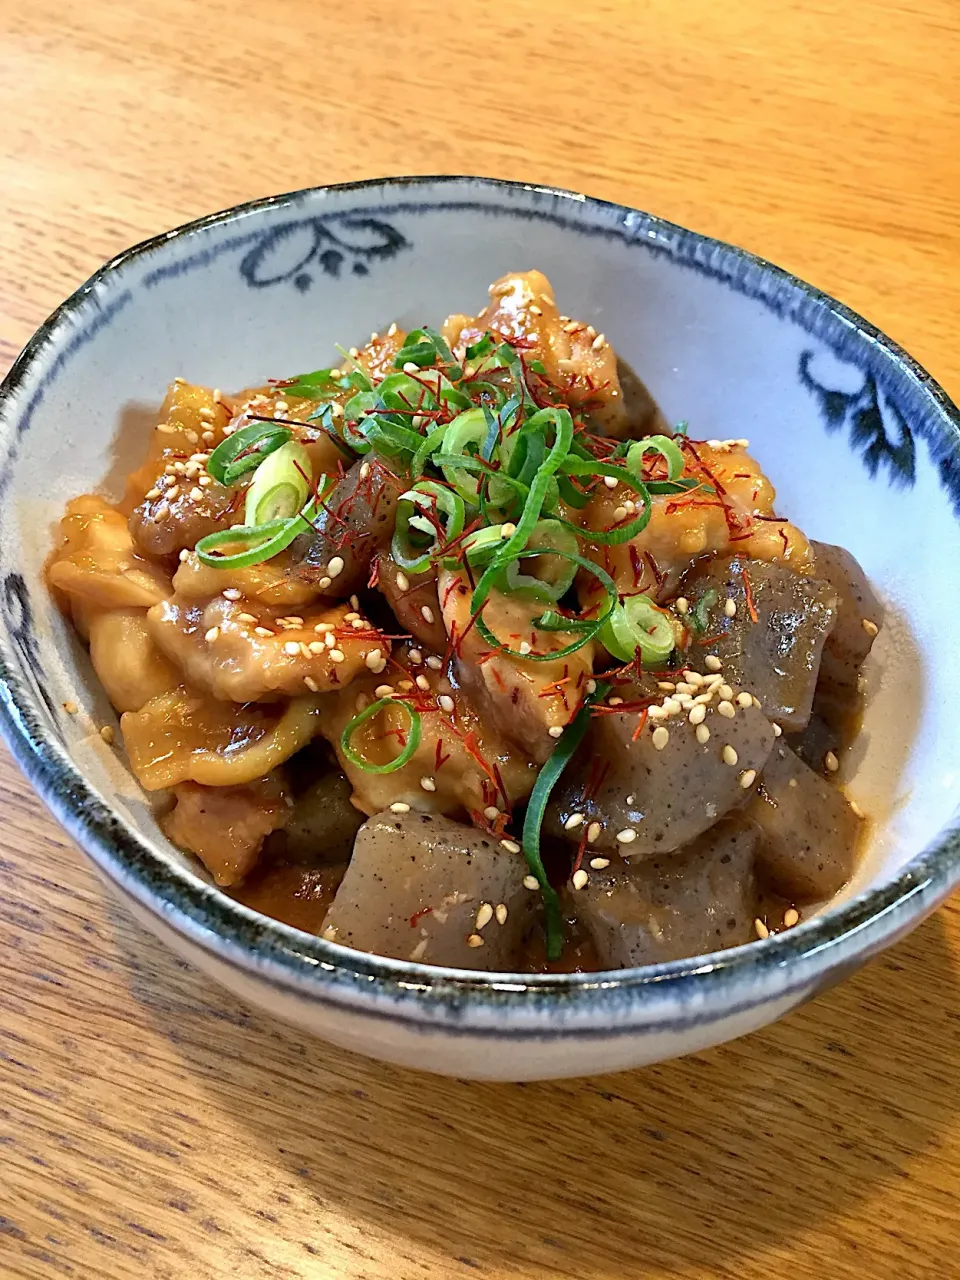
[2,1,959,1275]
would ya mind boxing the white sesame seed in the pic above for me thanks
[365,648,383,671]
[307,641,324,655]
[696,723,711,744]
[255,626,274,638]
[585,679,597,694]
[421,605,435,624]
[359,461,371,480]
[572,869,590,891]
[165,485,180,500]
[314,622,332,633]
[717,700,736,719]
[613,505,628,522]
[375,684,395,697]
[652,725,670,750]
[190,487,204,503]
[484,806,500,821]
[299,642,312,660]
[739,769,757,789]
[305,676,321,692]
[327,556,344,578]
[501,839,521,853]
[564,813,585,831]
[222,587,242,601]
[719,684,734,701]
[752,695,762,709]
[590,857,610,870]
[519,641,532,655]
[722,745,738,766]
[282,640,300,656]
[474,903,494,932]
[63,700,79,715]
[426,655,443,671]
[155,502,171,521]
[317,577,332,590]
[586,822,602,843]
[755,919,770,940]
[343,612,360,622]
[608,696,624,707]
[772,722,782,736]
[626,794,634,804]
[724,598,737,618]
[548,725,564,738]
[438,694,455,714]
[736,692,753,708]
[415,674,430,691]
[204,626,220,643]
[592,333,607,351]
[705,655,723,672]
[849,799,865,818]
[389,802,411,815]
[329,649,345,663]
[495,903,508,926]
[603,475,619,489]
[500,523,517,538]
[100,725,115,745]
[616,828,637,844]
[825,750,840,773]
[145,487,161,500]
[783,908,800,928]
[395,571,409,592]
[529,304,543,316]
[675,597,689,614]
[689,704,707,726]
[324,632,336,648]
[658,681,677,693]
[420,776,436,792]
[402,360,419,374]
[862,618,879,637]
[523,875,540,890]
[467,934,485,948]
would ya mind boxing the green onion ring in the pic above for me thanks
[392,481,466,573]
[626,433,685,482]
[598,594,677,664]
[195,492,324,570]
[206,422,292,485]
[340,698,423,775]
[471,546,618,663]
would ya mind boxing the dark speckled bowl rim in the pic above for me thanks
[1,174,959,1031]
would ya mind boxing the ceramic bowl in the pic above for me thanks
[1,176,958,1081]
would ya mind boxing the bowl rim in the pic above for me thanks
[2,172,959,1024]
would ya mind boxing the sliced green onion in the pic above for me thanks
[503,520,579,603]
[522,681,610,960]
[472,547,618,663]
[411,422,449,478]
[244,440,312,526]
[195,491,325,570]
[626,434,685,482]
[689,587,719,635]
[558,456,652,545]
[392,481,465,573]
[439,408,489,501]
[206,422,292,485]
[599,595,676,664]
[340,698,422,774]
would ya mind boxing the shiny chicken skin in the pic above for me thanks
[580,440,814,606]
[442,269,631,437]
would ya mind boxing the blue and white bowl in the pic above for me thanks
[1,176,958,1080]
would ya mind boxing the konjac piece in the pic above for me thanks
[321,810,537,969]
[568,819,760,967]
[746,742,863,900]
[810,541,884,696]
[546,683,776,855]
[270,766,365,865]
[682,556,838,732]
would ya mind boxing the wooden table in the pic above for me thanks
[2,1,959,1275]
